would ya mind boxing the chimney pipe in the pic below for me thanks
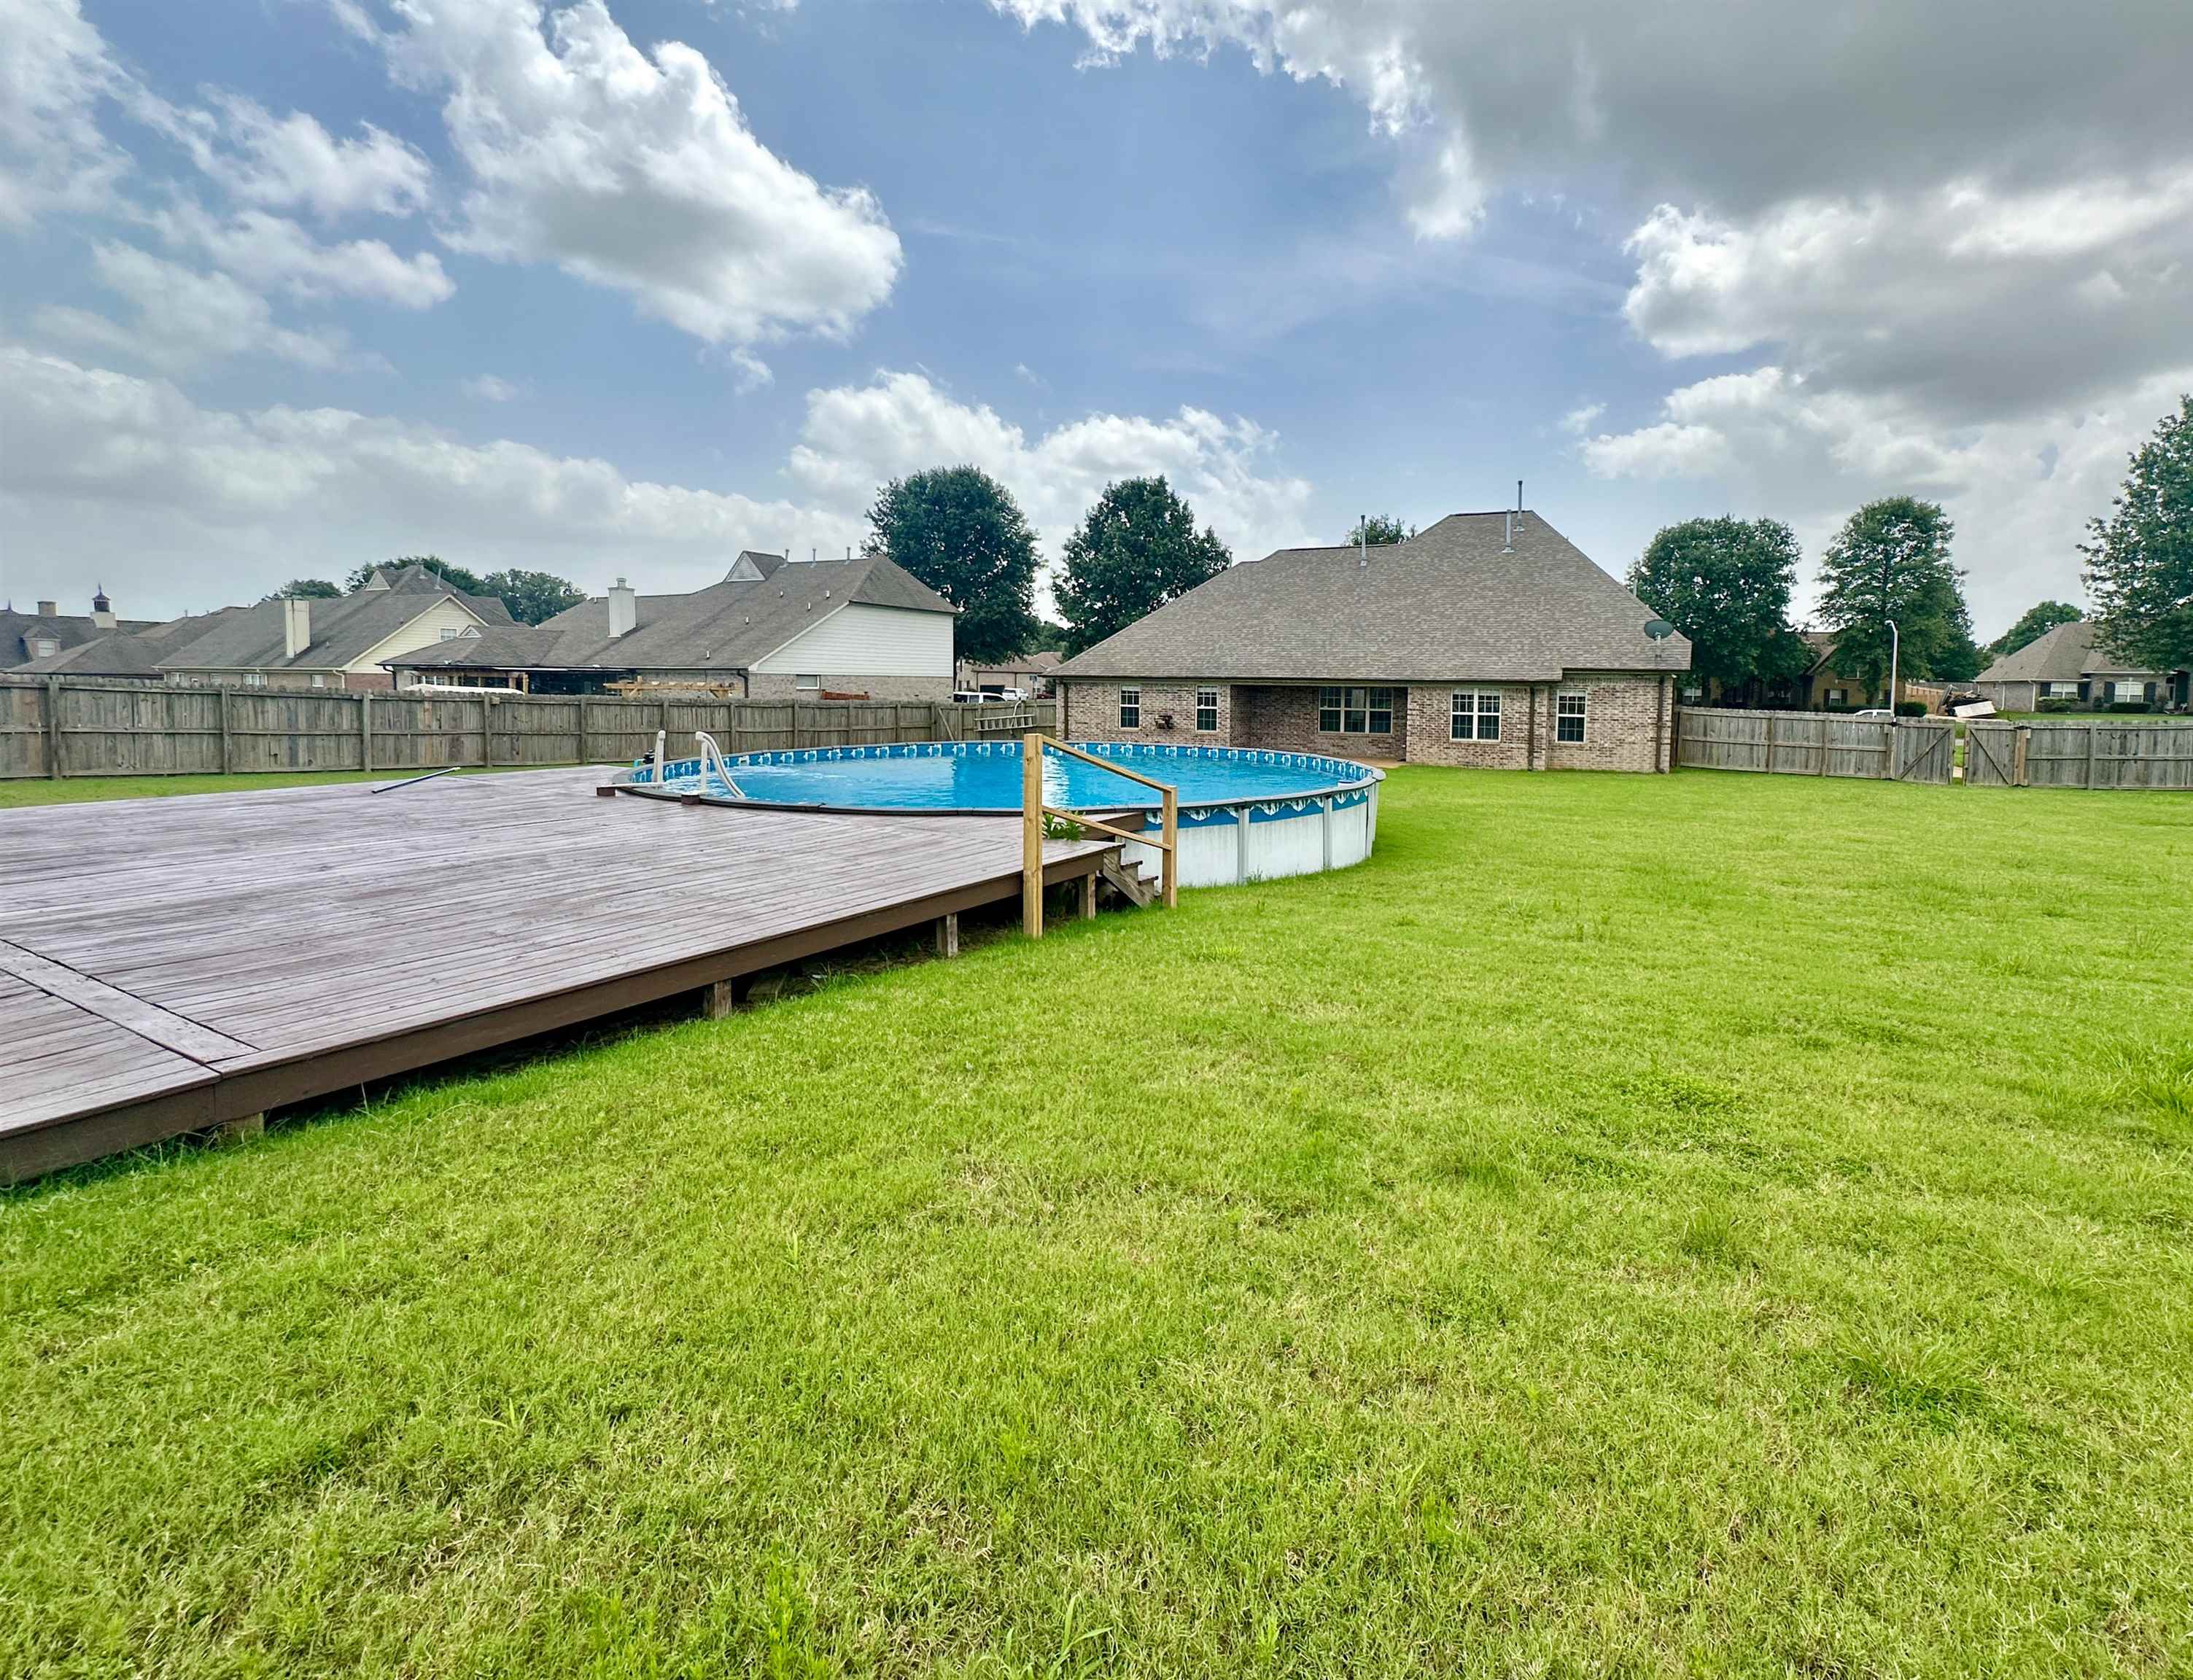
[1359,513,1367,568]
[1502,512,1514,553]
[608,577,637,638]
[282,596,311,658]
[36,599,57,618]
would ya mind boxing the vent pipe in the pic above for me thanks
[1359,513,1367,568]
[1502,512,1514,553]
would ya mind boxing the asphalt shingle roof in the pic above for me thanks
[1051,512,1691,683]
[14,632,167,677]
[158,586,508,672]
[381,555,953,672]
[1975,618,2165,683]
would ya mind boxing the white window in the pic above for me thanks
[243,672,267,688]
[1195,688,1219,732]
[1556,690,1587,744]
[1451,691,1501,741]
[438,626,459,641]
[1118,687,1141,728]
[1826,687,1847,705]
[32,637,57,658]
[311,674,326,689]
[796,673,820,691]
[1318,685,1394,734]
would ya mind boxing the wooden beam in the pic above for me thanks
[1022,732,1044,939]
[45,676,63,779]
[936,911,960,956]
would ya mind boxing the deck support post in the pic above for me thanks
[702,977,750,1019]
[1079,874,1097,921]
[1021,732,1044,939]
[212,1111,264,1146]
[936,911,960,957]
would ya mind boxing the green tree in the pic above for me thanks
[1986,599,2083,659]
[1817,498,1972,697]
[273,578,341,599]
[344,555,489,596]
[1626,516,1807,699]
[1055,477,1232,655]
[481,569,586,626]
[863,467,1041,664]
[2083,394,2193,674]
[1346,514,1413,547]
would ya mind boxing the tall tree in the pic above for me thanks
[1057,477,1232,654]
[864,467,1041,664]
[1626,516,1807,698]
[1986,599,2083,659]
[2083,394,2193,674]
[345,555,489,596]
[1346,514,1413,547]
[273,578,341,599]
[481,568,586,626]
[1817,498,1971,697]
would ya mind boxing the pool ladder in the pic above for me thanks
[693,731,747,799]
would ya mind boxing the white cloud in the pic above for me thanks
[2,349,1316,616]
[152,202,454,308]
[788,370,1315,571]
[1580,365,2193,632]
[1557,400,1604,438]
[34,244,362,372]
[353,0,902,348]
[464,373,521,400]
[163,94,435,221]
[0,0,130,225]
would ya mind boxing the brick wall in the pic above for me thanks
[1061,682,1230,744]
[745,672,951,701]
[1402,683,1533,769]
[1542,674,1672,772]
[1066,674,1672,769]
[1230,684,1408,759]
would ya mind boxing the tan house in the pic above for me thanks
[1051,510,1690,772]
[958,650,1061,696]
[150,564,513,692]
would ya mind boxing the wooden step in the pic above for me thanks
[1098,855,1156,909]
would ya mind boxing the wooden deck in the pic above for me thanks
[0,769,1117,1182]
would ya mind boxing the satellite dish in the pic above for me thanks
[1644,619,1676,640]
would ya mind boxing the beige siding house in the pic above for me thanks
[1053,510,1690,772]
[384,552,957,698]
[1973,619,2186,711]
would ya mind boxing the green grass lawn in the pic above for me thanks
[4,768,2190,1677]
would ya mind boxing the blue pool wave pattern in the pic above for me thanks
[635,741,1379,815]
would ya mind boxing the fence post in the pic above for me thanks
[2086,726,2097,790]
[1765,712,1777,774]
[578,699,591,765]
[44,676,63,779]
[481,695,494,767]
[219,687,233,774]
[2012,726,2030,788]
[360,691,372,774]
[1022,731,1044,940]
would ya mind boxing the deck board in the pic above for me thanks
[0,769,1114,1179]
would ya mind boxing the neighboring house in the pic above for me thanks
[1050,510,1691,772]
[958,650,1061,696]
[1973,618,2186,710]
[155,564,513,691]
[1,588,162,670]
[382,552,958,699]
[1797,631,1884,710]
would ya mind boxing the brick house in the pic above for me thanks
[1973,618,2187,712]
[1052,510,1691,771]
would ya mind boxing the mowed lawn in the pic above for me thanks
[4,768,2190,1677]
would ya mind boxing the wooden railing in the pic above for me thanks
[1020,734,1177,938]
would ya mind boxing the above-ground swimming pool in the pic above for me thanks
[615,740,1382,888]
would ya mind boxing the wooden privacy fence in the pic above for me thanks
[1965,718,2193,790]
[1674,707,1955,784]
[0,677,1055,779]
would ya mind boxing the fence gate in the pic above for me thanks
[1892,720,1955,784]
[1965,721,2017,787]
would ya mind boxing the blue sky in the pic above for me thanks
[5,0,2189,632]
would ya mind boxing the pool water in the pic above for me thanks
[658,742,1370,812]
